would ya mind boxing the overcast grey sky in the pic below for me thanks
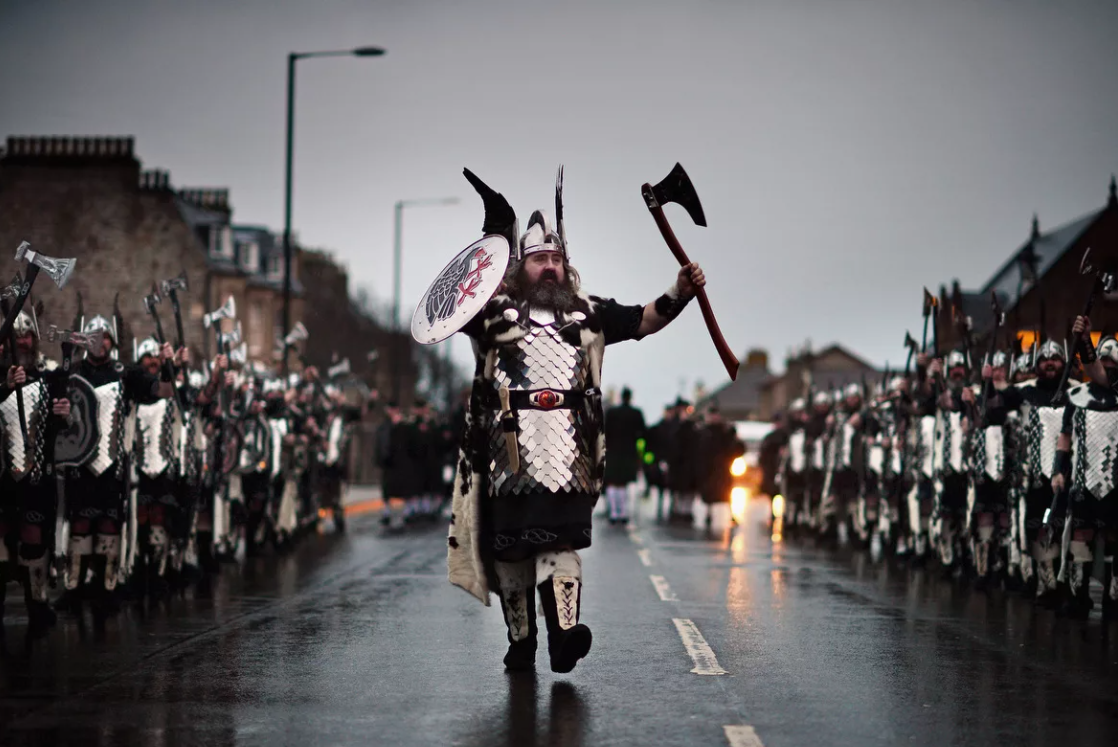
[2,0,1116,414]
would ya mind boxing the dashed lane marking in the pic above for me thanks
[629,530,644,545]
[723,725,764,746]
[637,548,653,567]
[650,575,677,601]
[672,618,728,675]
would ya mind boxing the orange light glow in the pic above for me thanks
[730,487,748,523]
[771,494,786,518]
[1016,330,1036,353]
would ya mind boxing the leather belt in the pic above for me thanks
[490,387,599,411]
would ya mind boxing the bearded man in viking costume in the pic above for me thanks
[60,316,178,616]
[444,169,705,674]
[0,311,71,631]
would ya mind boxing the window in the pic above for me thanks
[240,241,260,272]
[248,299,265,356]
[267,254,284,281]
[219,226,234,258]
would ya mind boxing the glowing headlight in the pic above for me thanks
[730,457,747,477]
[772,494,785,518]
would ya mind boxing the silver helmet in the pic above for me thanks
[1012,352,1033,378]
[945,349,967,369]
[991,351,1010,369]
[188,370,206,388]
[812,391,832,407]
[8,310,36,338]
[889,376,907,392]
[843,382,863,399]
[518,209,566,261]
[136,337,160,360]
[83,315,117,344]
[789,397,806,412]
[1097,337,1118,365]
[1037,340,1065,362]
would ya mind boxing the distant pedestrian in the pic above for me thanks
[603,387,646,524]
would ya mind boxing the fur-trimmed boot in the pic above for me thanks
[20,551,56,634]
[495,559,537,670]
[535,551,592,674]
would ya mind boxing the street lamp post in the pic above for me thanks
[282,46,385,375]
[391,197,459,402]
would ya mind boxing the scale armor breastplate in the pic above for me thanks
[0,380,48,482]
[788,431,806,473]
[811,437,826,471]
[976,425,1005,483]
[488,312,594,497]
[1026,405,1063,484]
[935,411,966,475]
[838,421,857,469]
[1072,408,1118,499]
[88,381,124,476]
[325,416,345,466]
[136,399,176,478]
[269,418,288,479]
[918,415,936,479]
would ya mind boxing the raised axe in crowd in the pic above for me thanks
[160,271,189,350]
[977,290,1005,420]
[1051,247,1117,404]
[1,243,76,441]
[640,163,739,380]
[142,282,180,385]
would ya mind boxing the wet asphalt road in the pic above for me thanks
[2,497,1118,747]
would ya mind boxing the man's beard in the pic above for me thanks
[520,269,577,313]
[15,345,38,370]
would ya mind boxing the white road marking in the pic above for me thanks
[723,725,764,746]
[629,530,644,545]
[672,618,727,675]
[637,548,653,567]
[650,574,677,601]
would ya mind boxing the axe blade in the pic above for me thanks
[649,163,707,227]
[161,270,189,295]
[1079,246,1094,275]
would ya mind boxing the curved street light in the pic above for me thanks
[282,46,386,374]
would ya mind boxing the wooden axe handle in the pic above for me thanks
[644,198,739,380]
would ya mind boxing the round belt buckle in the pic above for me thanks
[533,390,562,409]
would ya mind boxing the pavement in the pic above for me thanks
[1,493,1117,747]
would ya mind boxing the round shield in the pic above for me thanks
[55,375,100,468]
[411,235,510,345]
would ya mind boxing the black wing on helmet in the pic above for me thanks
[463,168,518,252]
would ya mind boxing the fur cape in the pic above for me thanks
[447,289,609,605]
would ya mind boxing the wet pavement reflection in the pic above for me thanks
[1,501,1117,746]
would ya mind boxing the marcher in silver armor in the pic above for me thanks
[132,337,184,598]
[822,382,865,544]
[1007,340,1069,607]
[0,310,72,632]
[446,168,705,673]
[778,398,809,530]
[1053,317,1118,618]
[926,350,974,571]
[59,315,178,617]
[970,351,1017,589]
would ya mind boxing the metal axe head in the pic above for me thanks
[46,325,106,354]
[0,273,20,300]
[328,358,351,379]
[904,331,917,350]
[161,270,189,296]
[229,341,247,365]
[284,321,309,347]
[1079,246,1094,275]
[922,288,933,316]
[203,296,236,329]
[648,163,707,227]
[143,283,162,314]
[15,241,76,289]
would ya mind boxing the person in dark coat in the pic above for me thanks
[758,413,789,499]
[603,387,646,524]
[668,399,701,522]
[644,403,679,520]
[698,408,745,511]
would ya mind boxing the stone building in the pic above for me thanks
[698,348,772,421]
[935,177,1118,357]
[0,135,304,362]
[757,344,880,420]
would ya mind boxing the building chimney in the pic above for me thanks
[1030,213,1040,240]
[1109,175,1117,208]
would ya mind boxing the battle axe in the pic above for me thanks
[0,242,76,345]
[641,164,739,380]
